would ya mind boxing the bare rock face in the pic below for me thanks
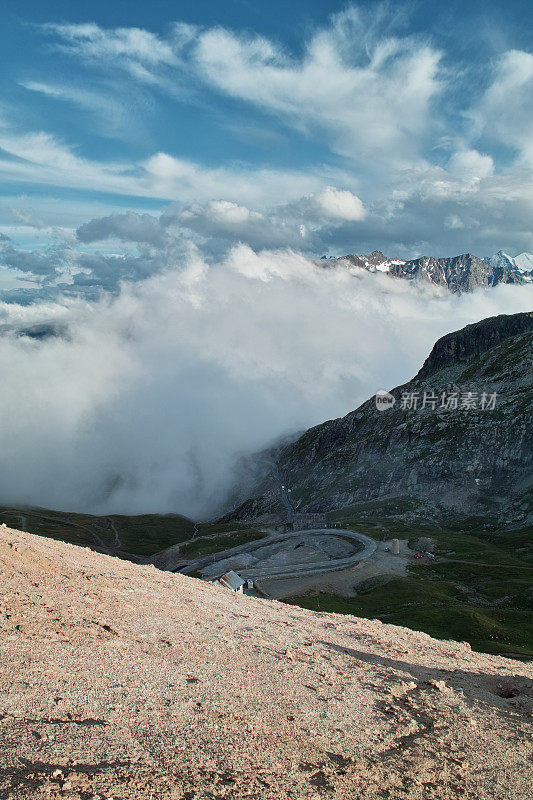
[417,312,533,377]
[0,526,532,799]
[388,253,523,292]
[225,313,533,524]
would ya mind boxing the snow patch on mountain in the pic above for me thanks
[329,250,407,274]
[484,250,533,281]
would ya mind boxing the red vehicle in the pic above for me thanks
[413,552,424,559]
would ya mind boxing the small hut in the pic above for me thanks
[211,570,246,594]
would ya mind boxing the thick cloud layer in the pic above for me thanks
[0,246,530,518]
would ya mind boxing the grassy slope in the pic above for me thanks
[181,524,267,558]
[0,507,268,561]
[0,506,195,559]
[288,501,533,660]
[109,514,195,557]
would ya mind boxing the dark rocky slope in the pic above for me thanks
[226,312,533,525]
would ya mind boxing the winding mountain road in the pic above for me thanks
[179,528,377,581]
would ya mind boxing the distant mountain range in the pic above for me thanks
[322,250,533,293]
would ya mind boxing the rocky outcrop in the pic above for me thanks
[227,313,533,524]
[417,312,533,378]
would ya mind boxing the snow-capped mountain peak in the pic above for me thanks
[322,249,533,292]
[484,250,533,281]
[515,252,533,271]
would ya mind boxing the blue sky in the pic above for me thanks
[1,0,532,298]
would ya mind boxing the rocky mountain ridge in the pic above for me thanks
[324,250,533,292]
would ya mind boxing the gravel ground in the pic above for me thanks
[200,531,366,581]
[0,526,531,799]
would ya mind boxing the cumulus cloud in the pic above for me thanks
[312,187,367,222]
[447,149,495,182]
[71,188,366,264]
[77,212,166,246]
[0,235,68,277]
[3,159,531,297]
[0,223,181,295]
[0,247,530,518]
[166,201,308,252]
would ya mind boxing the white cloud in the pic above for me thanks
[0,126,336,207]
[77,212,166,246]
[351,161,533,256]
[0,234,68,276]
[287,186,367,223]
[192,8,442,164]
[45,22,179,68]
[1,11,531,262]
[0,129,146,197]
[444,214,466,230]
[20,80,150,143]
[447,149,495,182]
[470,49,533,166]
[40,11,442,167]
[168,200,302,251]
[0,248,530,516]
[71,187,366,260]
[314,186,366,221]
[142,152,331,207]
[10,208,46,230]
[4,158,532,295]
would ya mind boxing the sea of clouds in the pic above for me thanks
[0,244,531,519]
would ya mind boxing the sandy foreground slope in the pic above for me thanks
[0,527,531,800]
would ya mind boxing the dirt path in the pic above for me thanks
[105,517,122,550]
[22,511,112,553]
